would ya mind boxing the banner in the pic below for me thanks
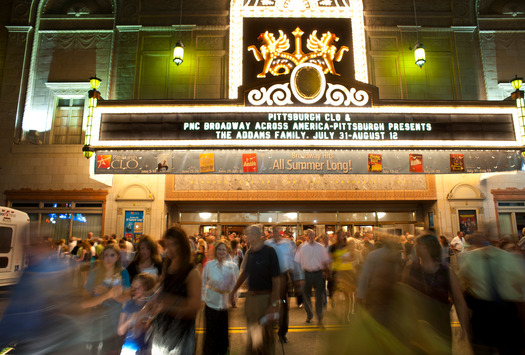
[95,149,523,175]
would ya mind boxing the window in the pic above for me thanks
[8,201,104,241]
[0,227,13,253]
[52,98,85,144]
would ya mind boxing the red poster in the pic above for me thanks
[97,155,111,169]
[450,154,465,172]
[242,153,258,173]
[368,154,382,173]
[409,154,423,172]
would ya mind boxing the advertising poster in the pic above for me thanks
[200,153,215,173]
[368,154,382,172]
[450,154,465,172]
[409,154,423,172]
[458,210,477,235]
[242,153,258,172]
[124,211,144,244]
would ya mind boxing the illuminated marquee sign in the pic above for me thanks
[98,110,516,146]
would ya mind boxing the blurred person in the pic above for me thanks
[157,239,166,259]
[330,230,363,322]
[95,238,106,259]
[459,232,525,355]
[55,238,66,255]
[356,233,403,329]
[229,224,281,355]
[230,239,243,269]
[82,244,131,354]
[498,234,519,254]
[145,227,201,355]
[439,235,451,264]
[518,227,525,254]
[450,231,466,254]
[194,238,207,273]
[118,273,156,355]
[77,239,93,285]
[402,233,471,352]
[265,226,300,343]
[68,236,78,252]
[0,238,80,354]
[119,238,134,268]
[201,242,239,355]
[126,235,163,282]
[294,229,331,326]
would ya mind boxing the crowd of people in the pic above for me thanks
[1,225,525,355]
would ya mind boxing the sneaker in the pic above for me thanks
[305,318,313,324]
[317,321,326,329]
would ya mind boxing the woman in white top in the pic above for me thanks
[201,242,239,355]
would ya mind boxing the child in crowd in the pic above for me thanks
[118,273,157,355]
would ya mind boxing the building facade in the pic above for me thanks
[1,0,524,241]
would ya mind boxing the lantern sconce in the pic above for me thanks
[83,75,101,159]
[511,75,525,147]
[414,42,426,68]
[173,0,184,65]
[410,0,426,68]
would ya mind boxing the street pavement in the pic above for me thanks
[195,294,473,355]
[0,285,472,355]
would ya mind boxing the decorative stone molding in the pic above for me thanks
[491,187,525,201]
[40,32,112,50]
[447,183,485,200]
[45,82,91,96]
[116,184,155,201]
[165,175,437,201]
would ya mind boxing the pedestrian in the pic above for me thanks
[459,231,525,354]
[402,233,471,353]
[265,227,300,343]
[230,239,244,269]
[145,226,202,355]
[229,224,281,355]
[202,242,239,355]
[356,234,402,330]
[118,273,157,354]
[126,235,163,282]
[81,244,131,354]
[329,229,363,322]
[450,231,466,254]
[294,229,331,327]
[438,235,451,264]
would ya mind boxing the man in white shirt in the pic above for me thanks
[451,231,466,254]
[294,229,330,326]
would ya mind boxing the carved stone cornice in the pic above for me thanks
[40,32,112,50]
[45,82,91,96]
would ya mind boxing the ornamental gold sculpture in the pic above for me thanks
[248,27,349,78]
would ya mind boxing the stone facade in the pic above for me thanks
[0,0,524,240]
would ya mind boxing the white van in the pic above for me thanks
[0,207,30,287]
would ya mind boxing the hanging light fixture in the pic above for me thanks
[414,42,426,68]
[173,0,184,65]
[411,0,426,68]
[511,75,525,146]
[83,75,101,159]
